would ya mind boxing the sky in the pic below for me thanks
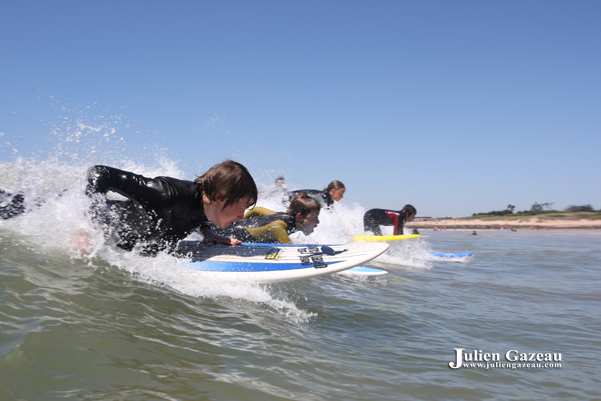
[1,0,600,218]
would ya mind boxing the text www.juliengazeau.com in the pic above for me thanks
[460,361,562,370]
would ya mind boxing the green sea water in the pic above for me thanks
[1,226,599,401]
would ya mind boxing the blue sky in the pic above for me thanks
[1,0,600,217]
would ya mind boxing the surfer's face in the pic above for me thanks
[214,196,252,228]
[330,188,345,202]
[298,211,320,235]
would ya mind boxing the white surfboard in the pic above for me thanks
[173,241,389,284]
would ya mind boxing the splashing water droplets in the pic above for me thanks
[0,111,317,321]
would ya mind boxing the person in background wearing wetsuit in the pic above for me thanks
[286,180,345,210]
[0,187,57,219]
[274,176,285,190]
[0,188,27,219]
[214,194,320,244]
[363,204,417,236]
[83,160,258,256]
[266,175,287,202]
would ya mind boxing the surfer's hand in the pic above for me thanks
[202,230,240,246]
[225,237,242,246]
[72,228,93,255]
[212,235,242,246]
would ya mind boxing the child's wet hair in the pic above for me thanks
[287,194,320,219]
[195,160,258,209]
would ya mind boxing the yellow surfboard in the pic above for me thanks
[354,234,421,242]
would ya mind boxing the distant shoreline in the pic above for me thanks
[406,215,601,231]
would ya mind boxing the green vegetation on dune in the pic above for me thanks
[471,204,598,218]
[459,212,601,221]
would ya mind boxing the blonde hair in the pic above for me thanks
[324,180,345,193]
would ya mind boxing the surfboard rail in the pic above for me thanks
[354,234,420,242]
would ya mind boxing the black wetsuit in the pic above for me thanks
[86,165,209,255]
[214,212,298,243]
[286,189,333,209]
[0,189,27,219]
[363,209,408,236]
[0,189,50,219]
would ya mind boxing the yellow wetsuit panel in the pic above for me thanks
[244,206,276,219]
[245,220,292,244]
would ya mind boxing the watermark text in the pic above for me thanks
[449,348,562,370]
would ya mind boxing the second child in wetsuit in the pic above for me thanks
[215,194,320,244]
[286,180,345,210]
[363,204,417,236]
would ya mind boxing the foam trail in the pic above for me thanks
[374,239,433,269]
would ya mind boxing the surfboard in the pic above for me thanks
[430,252,474,258]
[338,266,388,276]
[173,241,390,284]
[354,234,420,242]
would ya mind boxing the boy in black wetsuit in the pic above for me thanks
[84,161,258,255]
[363,204,417,236]
[1,160,258,256]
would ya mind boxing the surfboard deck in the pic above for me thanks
[338,266,388,276]
[354,234,420,242]
[173,241,390,283]
[430,252,474,258]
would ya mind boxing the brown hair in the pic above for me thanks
[195,160,258,209]
[324,180,345,193]
[401,204,417,223]
[287,194,320,219]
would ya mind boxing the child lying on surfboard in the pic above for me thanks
[285,180,346,210]
[211,194,320,244]
[363,204,417,236]
[1,160,259,256]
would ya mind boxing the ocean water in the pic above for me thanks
[1,159,600,400]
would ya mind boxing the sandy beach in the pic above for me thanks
[406,214,601,231]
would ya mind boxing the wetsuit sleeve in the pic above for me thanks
[384,211,403,235]
[244,207,276,219]
[245,221,292,244]
[363,209,383,236]
[86,165,178,210]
